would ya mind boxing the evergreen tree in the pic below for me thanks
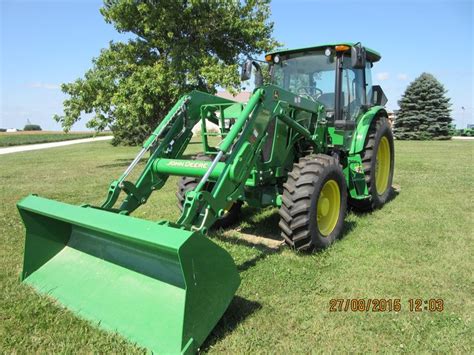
[394,73,452,140]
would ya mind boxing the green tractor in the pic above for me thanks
[18,43,394,353]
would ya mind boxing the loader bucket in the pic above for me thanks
[17,195,240,354]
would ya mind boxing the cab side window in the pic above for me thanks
[342,57,366,120]
[365,62,373,105]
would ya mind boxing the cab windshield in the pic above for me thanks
[271,50,337,109]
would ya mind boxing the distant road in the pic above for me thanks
[452,136,474,140]
[0,136,113,155]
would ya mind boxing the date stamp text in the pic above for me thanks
[328,298,444,312]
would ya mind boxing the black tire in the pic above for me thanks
[349,117,395,212]
[279,154,347,252]
[176,153,241,229]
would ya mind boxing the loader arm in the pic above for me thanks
[100,84,323,233]
[99,91,237,213]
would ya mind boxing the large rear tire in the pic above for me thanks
[278,154,347,252]
[350,117,395,212]
[176,153,241,229]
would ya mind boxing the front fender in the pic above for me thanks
[350,106,387,154]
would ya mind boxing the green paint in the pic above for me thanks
[345,154,369,199]
[350,106,387,154]
[328,126,345,146]
[18,195,239,354]
[153,158,225,180]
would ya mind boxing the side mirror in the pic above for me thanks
[241,60,253,81]
[371,85,388,106]
[253,62,263,88]
[351,44,366,69]
[254,71,263,87]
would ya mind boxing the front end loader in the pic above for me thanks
[18,43,394,353]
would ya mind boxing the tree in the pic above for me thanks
[54,0,280,145]
[394,73,452,140]
[24,124,42,131]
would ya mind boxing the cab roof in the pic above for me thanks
[267,42,381,62]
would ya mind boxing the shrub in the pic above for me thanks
[23,124,42,131]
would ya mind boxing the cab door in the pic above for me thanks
[341,56,367,121]
[332,55,368,149]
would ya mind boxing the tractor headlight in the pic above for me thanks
[325,48,332,57]
[273,54,280,64]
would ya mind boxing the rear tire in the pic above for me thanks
[350,117,395,212]
[279,154,347,252]
[176,153,241,229]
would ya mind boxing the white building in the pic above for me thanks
[192,91,251,135]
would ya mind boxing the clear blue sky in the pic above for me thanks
[1,0,472,130]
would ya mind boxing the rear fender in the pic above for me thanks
[350,106,387,155]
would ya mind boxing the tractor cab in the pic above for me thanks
[266,43,387,128]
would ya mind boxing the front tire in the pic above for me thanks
[279,154,347,252]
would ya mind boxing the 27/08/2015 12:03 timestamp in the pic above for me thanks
[329,299,444,312]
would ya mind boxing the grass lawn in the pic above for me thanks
[1,140,472,353]
[0,131,111,147]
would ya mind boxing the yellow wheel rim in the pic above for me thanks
[317,180,341,237]
[375,136,391,195]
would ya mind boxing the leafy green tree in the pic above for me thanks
[460,128,474,137]
[394,73,452,140]
[54,0,279,145]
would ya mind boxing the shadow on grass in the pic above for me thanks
[348,186,400,215]
[213,232,283,272]
[238,207,281,241]
[216,204,358,264]
[237,248,282,272]
[212,206,284,271]
[199,296,262,353]
[336,220,357,242]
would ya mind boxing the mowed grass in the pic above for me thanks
[0,140,473,353]
[0,131,111,147]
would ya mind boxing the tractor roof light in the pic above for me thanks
[335,45,350,52]
[265,54,280,64]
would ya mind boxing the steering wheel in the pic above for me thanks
[297,86,323,100]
